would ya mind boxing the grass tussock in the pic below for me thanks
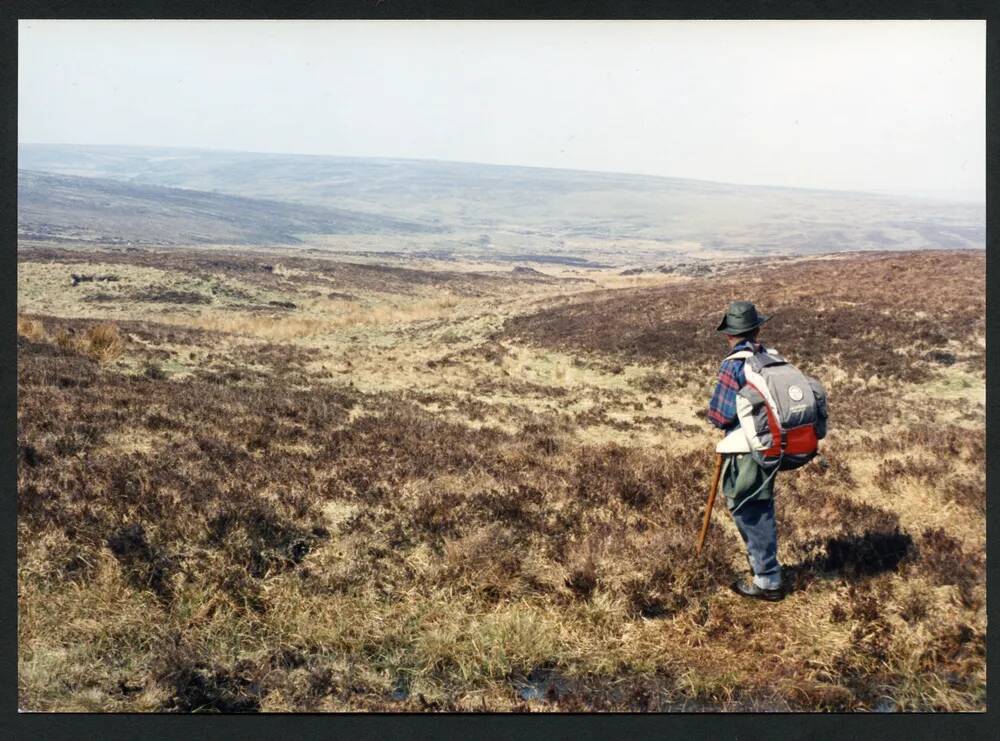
[43,321,126,364]
[18,315,47,343]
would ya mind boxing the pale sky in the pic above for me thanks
[18,19,986,201]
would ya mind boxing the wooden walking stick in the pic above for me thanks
[696,453,724,555]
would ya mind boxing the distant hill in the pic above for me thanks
[18,144,985,258]
[17,169,438,245]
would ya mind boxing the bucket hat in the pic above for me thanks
[716,300,770,335]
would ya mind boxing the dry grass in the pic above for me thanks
[45,321,126,364]
[16,245,985,712]
[82,324,125,363]
[186,313,334,341]
[168,296,471,341]
[17,315,46,343]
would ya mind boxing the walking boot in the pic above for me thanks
[730,578,784,602]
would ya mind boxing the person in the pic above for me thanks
[707,300,784,602]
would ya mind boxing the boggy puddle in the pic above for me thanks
[513,666,569,703]
[507,666,705,711]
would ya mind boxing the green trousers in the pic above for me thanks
[721,453,776,512]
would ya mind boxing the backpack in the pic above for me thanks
[728,346,828,471]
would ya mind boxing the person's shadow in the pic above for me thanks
[783,528,914,591]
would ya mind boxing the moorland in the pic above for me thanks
[17,235,985,711]
[19,143,986,264]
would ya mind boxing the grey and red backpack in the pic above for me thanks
[729,347,829,471]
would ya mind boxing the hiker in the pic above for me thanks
[707,301,784,602]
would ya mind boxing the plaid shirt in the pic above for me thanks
[707,339,761,430]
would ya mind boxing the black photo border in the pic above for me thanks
[1,2,996,740]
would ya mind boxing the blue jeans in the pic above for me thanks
[730,497,782,590]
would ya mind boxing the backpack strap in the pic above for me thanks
[728,346,785,366]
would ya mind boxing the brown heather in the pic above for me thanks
[17,245,984,712]
[505,250,985,384]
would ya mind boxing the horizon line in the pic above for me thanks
[17,140,986,206]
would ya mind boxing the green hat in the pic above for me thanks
[716,300,770,335]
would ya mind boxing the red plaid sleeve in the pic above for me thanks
[707,358,745,429]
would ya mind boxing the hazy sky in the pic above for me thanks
[19,20,985,200]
